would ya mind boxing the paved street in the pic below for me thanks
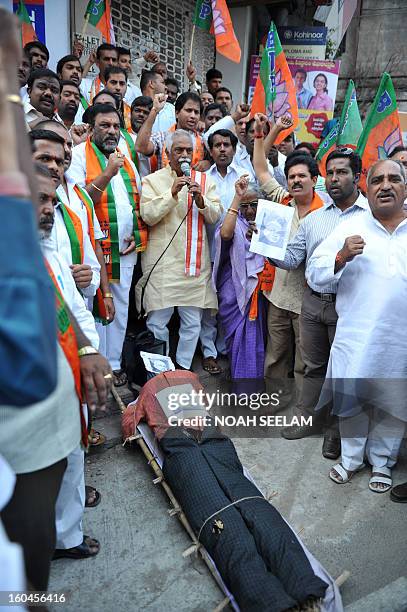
[49,361,407,612]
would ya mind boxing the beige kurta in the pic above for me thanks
[136,165,222,313]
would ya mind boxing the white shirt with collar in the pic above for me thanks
[152,101,176,133]
[205,160,247,261]
[23,99,49,125]
[125,81,142,105]
[119,131,152,179]
[80,74,142,107]
[20,84,29,103]
[53,185,101,298]
[42,243,99,348]
[204,115,288,188]
[67,141,141,268]
[306,209,407,381]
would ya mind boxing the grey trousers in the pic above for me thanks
[264,302,304,411]
[299,287,338,431]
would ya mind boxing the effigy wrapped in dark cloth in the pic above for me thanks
[122,371,343,612]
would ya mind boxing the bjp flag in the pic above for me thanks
[337,80,362,148]
[357,73,402,192]
[85,0,115,45]
[315,123,340,178]
[250,22,298,145]
[210,0,241,63]
[16,0,38,46]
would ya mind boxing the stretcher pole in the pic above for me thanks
[112,387,232,608]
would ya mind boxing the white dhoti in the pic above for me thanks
[147,306,202,369]
[340,409,405,472]
[55,406,87,549]
[55,443,85,549]
[97,266,133,371]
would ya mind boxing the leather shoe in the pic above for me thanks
[281,424,322,440]
[322,434,341,460]
[390,481,407,503]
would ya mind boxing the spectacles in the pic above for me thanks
[240,200,258,209]
[335,146,354,155]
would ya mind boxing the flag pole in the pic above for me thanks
[188,24,196,64]
[81,12,90,39]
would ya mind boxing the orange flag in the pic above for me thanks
[251,22,298,145]
[16,0,38,46]
[210,0,241,63]
[357,73,402,192]
[85,0,115,45]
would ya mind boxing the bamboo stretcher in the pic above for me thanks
[112,387,347,612]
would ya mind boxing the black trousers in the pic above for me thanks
[1,458,67,590]
[161,429,327,611]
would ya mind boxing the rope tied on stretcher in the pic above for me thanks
[197,496,268,542]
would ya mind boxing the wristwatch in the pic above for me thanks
[78,346,99,358]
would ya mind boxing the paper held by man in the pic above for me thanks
[249,199,295,260]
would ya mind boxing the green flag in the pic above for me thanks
[193,0,212,32]
[337,80,363,147]
[84,0,115,44]
[315,123,340,176]
[356,73,402,190]
[16,0,38,45]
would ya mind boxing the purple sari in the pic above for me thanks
[212,214,267,381]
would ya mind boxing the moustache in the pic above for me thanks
[39,213,54,225]
[292,183,303,189]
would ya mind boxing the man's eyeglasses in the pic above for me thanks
[240,200,258,209]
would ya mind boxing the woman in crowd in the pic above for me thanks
[213,176,272,385]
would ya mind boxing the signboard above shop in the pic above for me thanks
[277,26,327,60]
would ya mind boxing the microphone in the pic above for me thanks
[180,159,191,177]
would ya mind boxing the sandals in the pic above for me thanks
[113,369,127,387]
[202,357,223,375]
[53,535,100,560]
[369,467,392,493]
[85,485,101,508]
[330,463,393,493]
[88,428,106,447]
[329,463,365,484]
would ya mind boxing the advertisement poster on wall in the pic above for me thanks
[288,58,340,146]
[247,55,261,104]
[277,26,327,60]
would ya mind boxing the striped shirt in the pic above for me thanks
[270,192,369,293]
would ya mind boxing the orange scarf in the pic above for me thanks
[72,184,110,325]
[84,138,147,282]
[89,76,102,103]
[44,259,88,449]
[161,124,203,168]
[123,101,131,131]
[57,196,84,264]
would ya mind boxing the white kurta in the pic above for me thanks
[136,165,222,313]
[67,141,141,269]
[151,101,176,133]
[307,210,407,423]
[120,131,153,179]
[63,177,104,240]
[42,245,99,349]
[53,188,101,298]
